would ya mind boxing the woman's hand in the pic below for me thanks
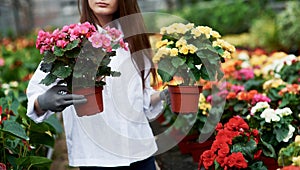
[159,89,170,105]
[35,85,87,114]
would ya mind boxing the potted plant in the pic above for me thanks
[248,101,297,169]
[199,116,267,170]
[278,135,300,168]
[35,22,128,116]
[153,23,235,113]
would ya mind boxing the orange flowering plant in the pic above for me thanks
[264,79,300,122]
[204,81,271,123]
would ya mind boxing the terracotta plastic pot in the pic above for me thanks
[73,86,103,117]
[168,85,202,114]
[191,139,214,163]
[259,156,280,170]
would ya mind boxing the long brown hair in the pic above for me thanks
[78,0,157,89]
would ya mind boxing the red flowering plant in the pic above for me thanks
[199,116,268,170]
[36,22,128,90]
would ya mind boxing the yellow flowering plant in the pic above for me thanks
[153,23,235,86]
[278,135,300,167]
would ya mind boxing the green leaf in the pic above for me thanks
[18,111,30,126]
[2,120,29,140]
[43,51,56,63]
[214,46,224,55]
[162,34,178,41]
[275,126,289,142]
[189,68,201,82]
[5,138,21,154]
[267,88,282,101]
[231,139,257,159]
[248,161,267,170]
[7,154,18,168]
[214,160,220,169]
[260,137,276,158]
[29,119,51,133]
[233,102,247,113]
[44,114,63,134]
[171,57,185,68]
[40,73,57,86]
[65,47,80,58]
[279,95,291,107]
[199,65,209,80]
[53,46,65,57]
[10,99,19,115]
[65,39,80,51]
[244,79,264,91]
[16,156,52,170]
[29,132,55,147]
[52,65,72,79]
[40,62,53,73]
[100,55,112,66]
[28,156,52,167]
[157,58,176,83]
[0,97,9,110]
[216,66,225,80]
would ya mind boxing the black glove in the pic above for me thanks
[159,88,171,105]
[37,85,87,112]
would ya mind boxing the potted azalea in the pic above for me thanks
[36,22,128,116]
[153,23,235,113]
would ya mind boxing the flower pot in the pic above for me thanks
[73,86,103,117]
[259,156,280,170]
[191,139,214,163]
[168,85,202,114]
[177,133,200,154]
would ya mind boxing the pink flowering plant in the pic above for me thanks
[36,22,128,90]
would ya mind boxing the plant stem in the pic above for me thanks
[35,145,43,155]
[182,68,190,86]
[0,131,5,163]
[22,142,27,158]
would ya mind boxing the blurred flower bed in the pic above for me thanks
[154,45,300,169]
[0,35,63,170]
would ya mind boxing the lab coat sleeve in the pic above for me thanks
[143,59,164,120]
[26,63,56,123]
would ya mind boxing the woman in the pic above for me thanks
[26,0,169,169]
